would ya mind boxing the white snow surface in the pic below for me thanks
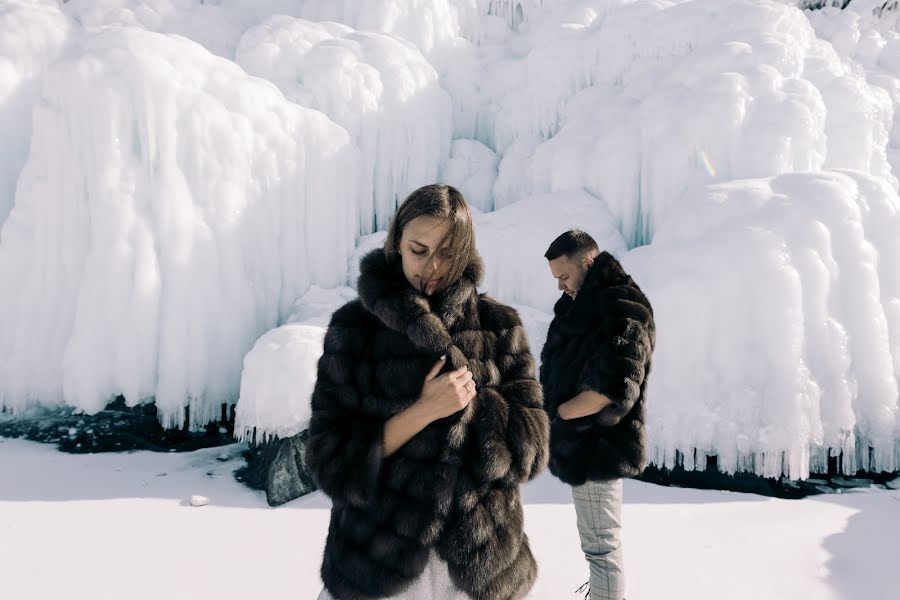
[1,437,899,600]
[234,286,358,443]
[440,138,499,212]
[1,0,900,476]
[475,191,628,311]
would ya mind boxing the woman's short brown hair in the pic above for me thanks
[384,184,476,286]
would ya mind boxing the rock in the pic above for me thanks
[265,431,317,506]
[190,495,210,507]
[636,462,892,499]
[0,397,234,453]
[830,477,872,489]
[233,429,318,506]
[233,439,279,491]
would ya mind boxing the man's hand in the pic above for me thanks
[557,390,613,420]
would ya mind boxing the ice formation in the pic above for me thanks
[236,16,452,234]
[0,26,359,428]
[1,0,898,477]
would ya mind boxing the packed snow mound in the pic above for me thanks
[236,16,453,234]
[0,0,70,228]
[235,323,326,443]
[440,139,499,212]
[626,170,900,479]
[475,191,627,311]
[283,286,361,327]
[235,286,358,442]
[513,302,554,367]
[347,231,389,289]
[0,27,360,428]
[485,0,897,247]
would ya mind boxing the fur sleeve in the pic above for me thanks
[470,301,549,484]
[304,304,384,508]
[577,288,655,427]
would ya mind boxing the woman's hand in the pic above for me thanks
[415,356,477,421]
[383,356,476,457]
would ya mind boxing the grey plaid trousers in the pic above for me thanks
[572,478,625,600]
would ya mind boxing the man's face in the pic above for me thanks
[548,254,593,298]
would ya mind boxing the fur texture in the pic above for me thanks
[305,248,549,600]
[540,251,655,485]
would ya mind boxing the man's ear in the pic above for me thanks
[583,255,594,268]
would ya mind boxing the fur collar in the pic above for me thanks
[357,248,484,353]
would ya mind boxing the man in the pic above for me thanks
[539,230,655,600]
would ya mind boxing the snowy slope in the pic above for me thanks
[1,0,899,477]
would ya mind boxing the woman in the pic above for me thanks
[306,184,549,600]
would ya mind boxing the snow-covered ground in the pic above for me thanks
[1,436,898,600]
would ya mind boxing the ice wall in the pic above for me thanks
[0,27,360,428]
[1,0,898,477]
[485,0,896,246]
[236,16,452,234]
[0,0,70,227]
[626,170,900,478]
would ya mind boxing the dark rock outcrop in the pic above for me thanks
[234,430,317,506]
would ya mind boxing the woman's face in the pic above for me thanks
[399,215,454,296]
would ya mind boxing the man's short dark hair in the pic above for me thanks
[544,229,600,261]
